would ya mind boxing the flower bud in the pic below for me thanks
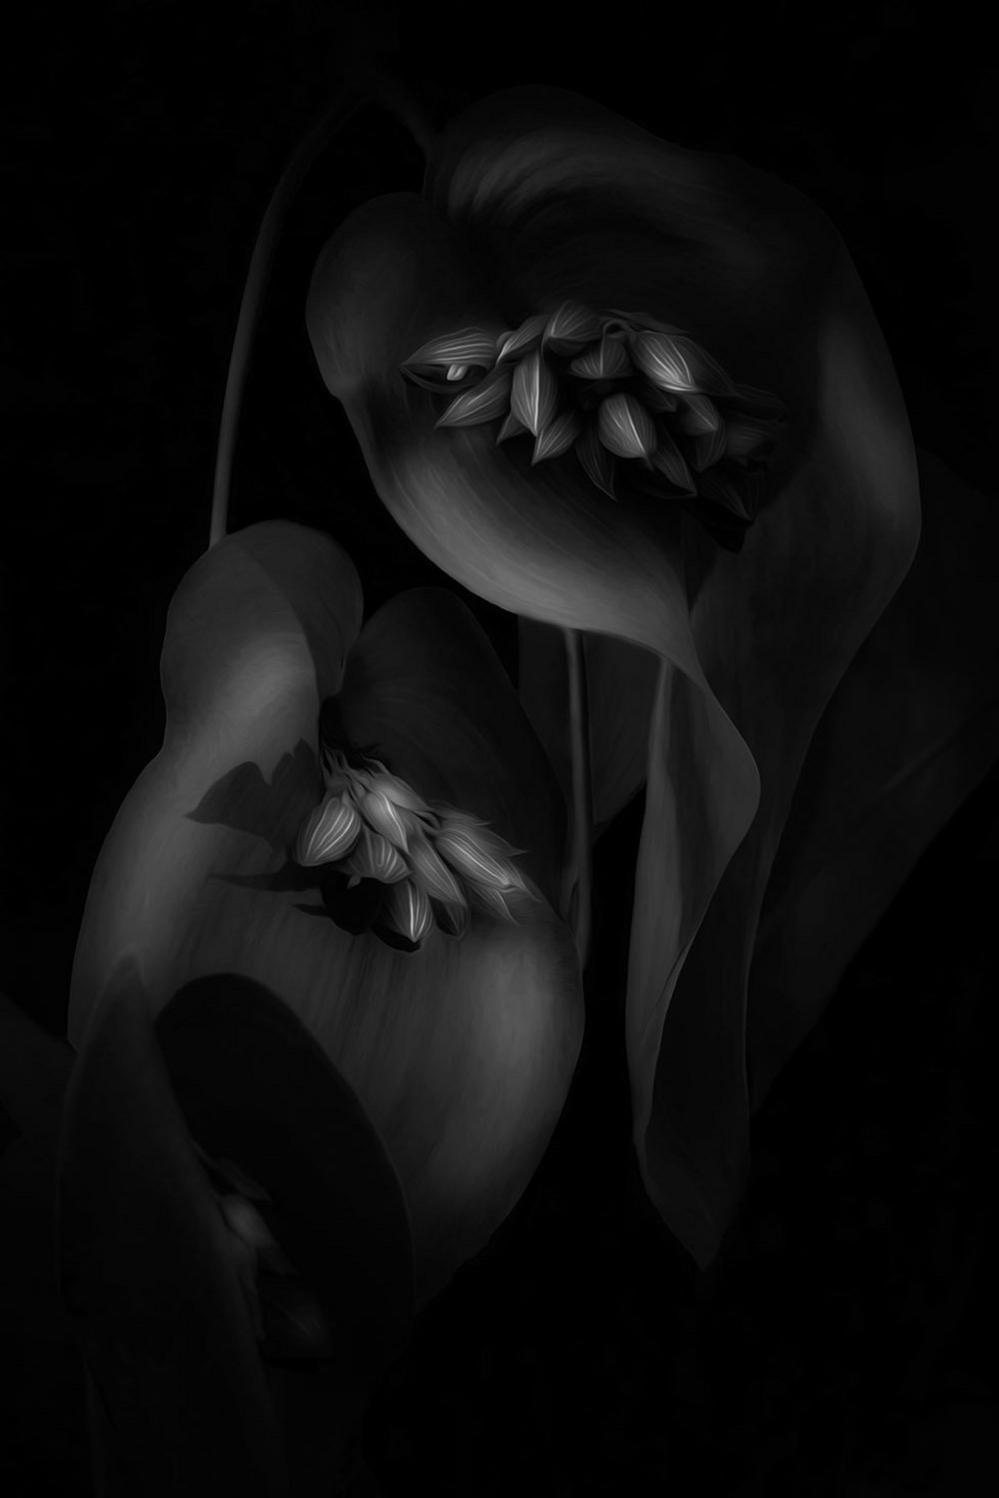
[344,826,409,884]
[384,879,435,945]
[295,793,362,867]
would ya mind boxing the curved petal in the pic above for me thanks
[749,449,999,1106]
[421,88,920,1256]
[69,524,582,1304]
[338,587,567,907]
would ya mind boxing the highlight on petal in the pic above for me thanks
[569,331,632,380]
[408,831,465,906]
[674,392,722,435]
[295,792,362,867]
[510,348,559,435]
[629,329,699,393]
[650,429,695,492]
[597,392,658,459]
[436,365,513,428]
[533,408,582,464]
[687,423,728,473]
[401,326,498,387]
[495,312,548,363]
[343,825,408,884]
[542,300,604,354]
[574,419,617,498]
[358,787,413,850]
[496,410,527,444]
[435,819,526,896]
[382,879,435,947]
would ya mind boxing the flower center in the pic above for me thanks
[293,742,532,952]
[401,302,786,552]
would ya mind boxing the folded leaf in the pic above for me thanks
[69,523,582,1303]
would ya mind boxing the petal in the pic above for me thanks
[357,787,412,851]
[337,585,567,910]
[574,419,617,499]
[509,348,559,436]
[495,311,549,364]
[532,408,582,464]
[749,449,999,1106]
[436,364,513,428]
[344,825,408,884]
[401,326,499,379]
[542,300,604,354]
[423,89,920,1260]
[70,527,582,1305]
[569,331,632,379]
[382,880,435,946]
[296,792,362,866]
[408,832,465,906]
[650,429,695,492]
[597,392,658,460]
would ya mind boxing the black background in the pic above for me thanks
[3,2,998,1493]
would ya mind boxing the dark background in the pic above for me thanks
[2,1,998,1492]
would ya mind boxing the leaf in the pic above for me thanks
[748,450,999,1106]
[70,526,581,1304]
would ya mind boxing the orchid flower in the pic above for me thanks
[302,84,999,1268]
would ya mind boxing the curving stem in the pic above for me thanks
[562,627,593,968]
[208,66,436,548]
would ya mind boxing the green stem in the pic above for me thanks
[208,67,435,549]
[563,628,593,968]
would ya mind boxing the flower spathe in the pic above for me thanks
[69,521,582,1304]
[306,85,922,1264]
[294,744,533,950]
[402,302,785,550]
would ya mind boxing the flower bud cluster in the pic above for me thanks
[401,302,786,551]
[295,746,532,951]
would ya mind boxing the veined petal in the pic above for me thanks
[383,879,435,946]
[725,413,781,462]
[687,422,728,473]
[510,349,559,436]
[69,526,582,1308]
[408,832,465,905]
[435,821,525,894]
[495,312,548,364]
[344,826,408,884]
[436,366,513,428]
[358,787,411,851]
[574,419,617,498]
[496,410,527,444]
[597,392,658,459]
[569,332,632,379]
[650,429,695,492]
[542,301,604,354]
[295,792,362,867]
[401,326,498,380]
[630,329,699,393]
[533,408,582,464]
[673,392,722,435]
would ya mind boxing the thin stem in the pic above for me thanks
[563,627,593,968]
[208,65,436,549]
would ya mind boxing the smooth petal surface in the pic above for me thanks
[69,525,581,1303]
[748,450,999,1104]
[384,86,916,1259]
